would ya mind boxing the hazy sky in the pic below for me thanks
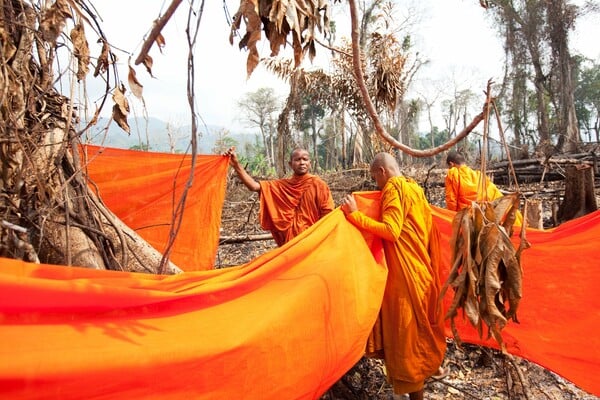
[87,0,599,133]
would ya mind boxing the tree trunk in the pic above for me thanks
[0,0,180,274]
[547,0,580,154]
[556,165,598,223]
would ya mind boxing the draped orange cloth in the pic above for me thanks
[0,210,387,400]
[0,146,598,398]
[82,145,228,271]
[432,205,600,397]
[347,178,446,394]
[259,174,334,246]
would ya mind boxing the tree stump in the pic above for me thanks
[525,199,544,230]
[556,164,598,223]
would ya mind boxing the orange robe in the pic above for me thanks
[347,176,446,394]
[445,165,523,225]
[259,174,334,246]
[444,165,505,211]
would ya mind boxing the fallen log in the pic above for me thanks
[219,233,273,244]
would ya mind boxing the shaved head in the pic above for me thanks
[370,152,401,189]
[290,147,309,161]
[446,151,465,166]
[372,152,400,173]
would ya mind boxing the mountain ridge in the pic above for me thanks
[82,117,257,154]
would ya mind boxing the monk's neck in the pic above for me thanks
[290,173,312,181]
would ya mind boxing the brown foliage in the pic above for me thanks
[440,193,528,352]
[229,0,334,77]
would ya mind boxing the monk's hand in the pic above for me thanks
[223,147,238,166]
[341,194,358,214]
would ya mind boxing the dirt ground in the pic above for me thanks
[216,165,599,400]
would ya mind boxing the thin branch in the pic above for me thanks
[134,0,184,66]
[157,0,204,274]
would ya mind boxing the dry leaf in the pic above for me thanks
[70,23,89,81]
[154,26,166,53]
[440,194,527,353]
[40,0,72,43]
[112,84,129,119]
[112,103,130,134]
[127,66,144,100]
[0,27,17,61]
[94,40,110,77]
[142,55,154,77]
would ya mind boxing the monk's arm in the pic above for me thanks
[346,193,403,242]
[229,154,260,192]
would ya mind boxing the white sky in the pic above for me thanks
[86,0,599,133]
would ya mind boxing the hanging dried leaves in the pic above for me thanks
[141,55,154,77]
[229,0,333,78]
[154,31,166,53]
[39,0,72,43]
[368,31,408,111]
[111,84,130,134]
[94,40,110,77]
[127,66,144,100]
[70,23,89,81]
[440,193,530,353]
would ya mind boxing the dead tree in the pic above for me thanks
[0,1,180,273]
[556,164,598,223]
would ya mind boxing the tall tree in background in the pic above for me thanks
[574,59,600,142]
[298,96,326,171]
[547,0,580,152]
[481,0,584,154]
[485,0,551,152]
[237,87,280,169]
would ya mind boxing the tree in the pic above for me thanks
[480,0,586,154]
[547,0,580,152]
[166,119,188,154]
[574,58,600,142]
[298,96,326,171]
[237,88,280,169]
[212,128,238,155]
[0,0,185,273]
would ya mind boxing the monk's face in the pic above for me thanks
[289,150,311,176]
[370,165,387,190]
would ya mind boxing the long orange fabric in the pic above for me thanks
[82,145,229,271]
[0,210,387,400]
[432,205,600,396]
[347,180,446,394]
[0,151,599,398]
[259,174,334,246]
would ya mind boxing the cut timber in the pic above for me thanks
[556,165,598,223]
[219,233,273,244]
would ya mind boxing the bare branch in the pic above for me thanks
[348,0,485,157]
[134,0,183,66]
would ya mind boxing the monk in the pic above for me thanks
[445,150,522,226]
[341,152,446,400]
[225,147,334,246]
